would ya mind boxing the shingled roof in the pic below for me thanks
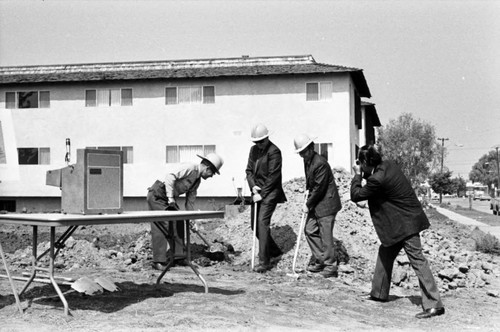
[0,55,371,97]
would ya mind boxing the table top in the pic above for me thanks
[0,210,225,227]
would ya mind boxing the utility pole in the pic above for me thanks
[495,145,500,198]
[437,137,449,204]
[437,137,449,172]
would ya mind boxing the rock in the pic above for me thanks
[338,264,355,274]
[392,270,407,285]
[482,262,493,272]
[396,255,410,265]
[458,263,469,273]
[486,289,500,297]
[438,268,459,281]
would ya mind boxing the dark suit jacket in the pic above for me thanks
[246,140,287,204]
[304,152,342,218]
[350,160,429,246]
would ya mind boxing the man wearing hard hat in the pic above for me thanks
[147,153,224,270]
[245,124,286,273]
[294,134,342,278]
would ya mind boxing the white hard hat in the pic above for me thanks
[197,153,224,174]
[250,123,270,142]
[294,134,316,153]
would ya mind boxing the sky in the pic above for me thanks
[0,0,499,179]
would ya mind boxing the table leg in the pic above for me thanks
[185,222,208,293]
[19,226,38,296]
[154,220,209,293]
[48,227,70,316]
[0,242,23,313]
[18,225,75,315]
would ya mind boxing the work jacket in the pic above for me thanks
[245,139,287,204]
[163,162,202,211]
[350,160,429,246]
[304,152,342,218]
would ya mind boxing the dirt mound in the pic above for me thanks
[2,168,499,295]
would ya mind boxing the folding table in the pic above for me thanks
[0,210,224,315]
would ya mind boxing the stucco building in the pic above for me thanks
[0,55,380,212]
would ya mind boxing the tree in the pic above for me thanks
[452,177,467,197]
[469,150,499,194]
[429,171,457,202]
[377,113,440,188]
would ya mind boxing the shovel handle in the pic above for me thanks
[251,202,258,269]
[292,190,309,273]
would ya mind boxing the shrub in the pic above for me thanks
[475,232,500,255]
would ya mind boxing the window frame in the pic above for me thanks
[165,144,216,163]
[5,90,51,109]
[84,88,133,107]
[306,82,332,102]
[165,85,215,105]
[17,147,51,165]
[314,142,332,161]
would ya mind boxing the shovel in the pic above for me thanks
[288,190,309,277]
[251,201,258,269]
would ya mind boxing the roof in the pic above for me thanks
[361,101,381,126]
[0,55,371,97]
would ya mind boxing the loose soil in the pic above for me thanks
[1,171,499,332]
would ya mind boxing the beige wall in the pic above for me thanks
[0,73,358,198]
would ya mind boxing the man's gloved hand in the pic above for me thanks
[167,198,178,211]
[252,186,261,195]
[253,193,262,203]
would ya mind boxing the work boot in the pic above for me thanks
[253,263,272,273]
[320,266,338,278]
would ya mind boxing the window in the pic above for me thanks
[166,144,216,163]
[306,82,332,101]
[86,146,133,164]
[5,91,50,109]
[18,147,50,165]
[85,88,133,107]
[314,143,332,161]
[165,85,215,105]
[203,86,215,104]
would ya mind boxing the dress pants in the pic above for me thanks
[147,181,185,264]
[304,213,337,269]
[250,201,282,265]
[371,233,443,310]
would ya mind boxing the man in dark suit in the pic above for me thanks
[246,123,286,273]
[350,144,444,319]
[294,134,342,278]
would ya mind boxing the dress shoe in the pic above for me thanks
[415,307,445,319]
[307,263,325,273]
[253,263,272,273]
[320,267,338,278]
[365,295,388,302]
[152,262,168,270]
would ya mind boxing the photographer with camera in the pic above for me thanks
[350,144,444,319]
